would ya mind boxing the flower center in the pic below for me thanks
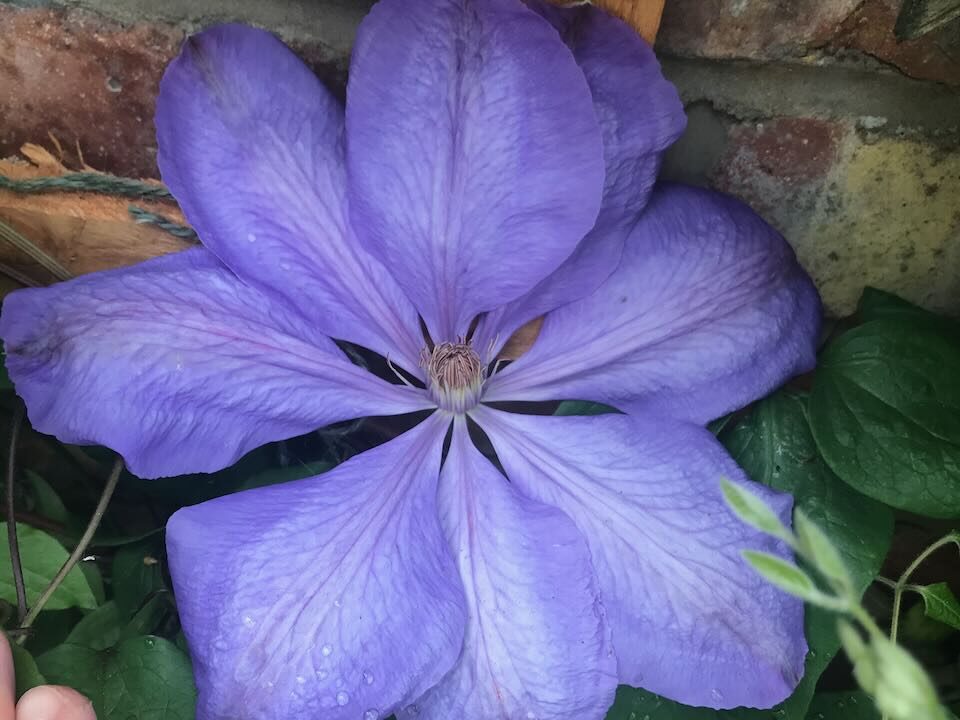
[420,341,485,413]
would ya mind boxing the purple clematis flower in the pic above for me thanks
[0,0,822,718]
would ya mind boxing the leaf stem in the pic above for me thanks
[5,403,27,623]
[17,456,124,641]
[874,575,898,590]
[890,532,960,644]
[881,532,960,720]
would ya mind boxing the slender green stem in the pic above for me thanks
[890,533,960,644]
[898,533,960,587]
[881,532,960,720]
[875,575,898,590]
[17,456,124,640]
[5,403,27,623]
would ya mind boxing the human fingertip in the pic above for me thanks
[16,686,96,720]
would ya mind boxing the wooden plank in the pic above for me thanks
[594,0,666,43]
[0,152,191,288]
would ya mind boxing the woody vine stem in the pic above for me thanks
[15,455,125,642]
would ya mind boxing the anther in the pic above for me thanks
[420,341,485,413]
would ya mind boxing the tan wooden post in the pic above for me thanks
[593,0,666,43]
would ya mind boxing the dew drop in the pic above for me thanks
[247,233,257,243]
[333,597,343,608]
[362,670,375,686]
[526,712,537,719]
[321,644,333,656]
[280,262,291,271]
[242,616,256,628]
[364,710,379,720]
[335,691,349,706]
[295,675,306,685]
[710,688,724,702]
[315,669,328,680]
[144,638,155,647]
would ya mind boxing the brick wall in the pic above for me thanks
[1,0,958,316]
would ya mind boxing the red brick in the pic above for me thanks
[0,7,350,178]
[0,6,183,178]
[657,0,960,86]
[827,0,960,86]
[656,0,860,59]
[711,117,845,219]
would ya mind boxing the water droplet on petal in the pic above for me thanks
[364,710,379,720]
[336,691,349,706]
[295,676,306,685]
[333,597,343,608]
[362,670,374,685]
[242,616,255,628]
[321,644,333,656]
[526,712,537,719]
[710,688,724,702]
[247,233,257,243]
[316,669,328,680]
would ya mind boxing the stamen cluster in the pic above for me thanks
[421,341,486,413]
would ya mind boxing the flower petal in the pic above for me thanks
[484,184,821,423]
[346,0,604,342]
[403,418,616,720]
[473,1,686,356]
[0,249,430,479]
[473,406,807,710]
[166,413,465,720]
[156,24,424,372]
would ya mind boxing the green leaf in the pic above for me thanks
[708,413,734,436]
[607,391,893,720]
[0,523,97,610]
[37,636,196,720]
[838,620,877,694]
[112,537,165,618]
[742,551,834,606]
[80,561,105,606]
[553,400,619,416]
[8,639,46,700]
[857,288,958,330]
[915,582,960,631]
[720,478,794,545]
[24,471,71,525]
[121,593,170,640]
[806,691,880,719]
[809,316,960,517]
[793,510,853,596]
[869,633,947,720]
[23,609,81,656]
[65,601,123,650]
